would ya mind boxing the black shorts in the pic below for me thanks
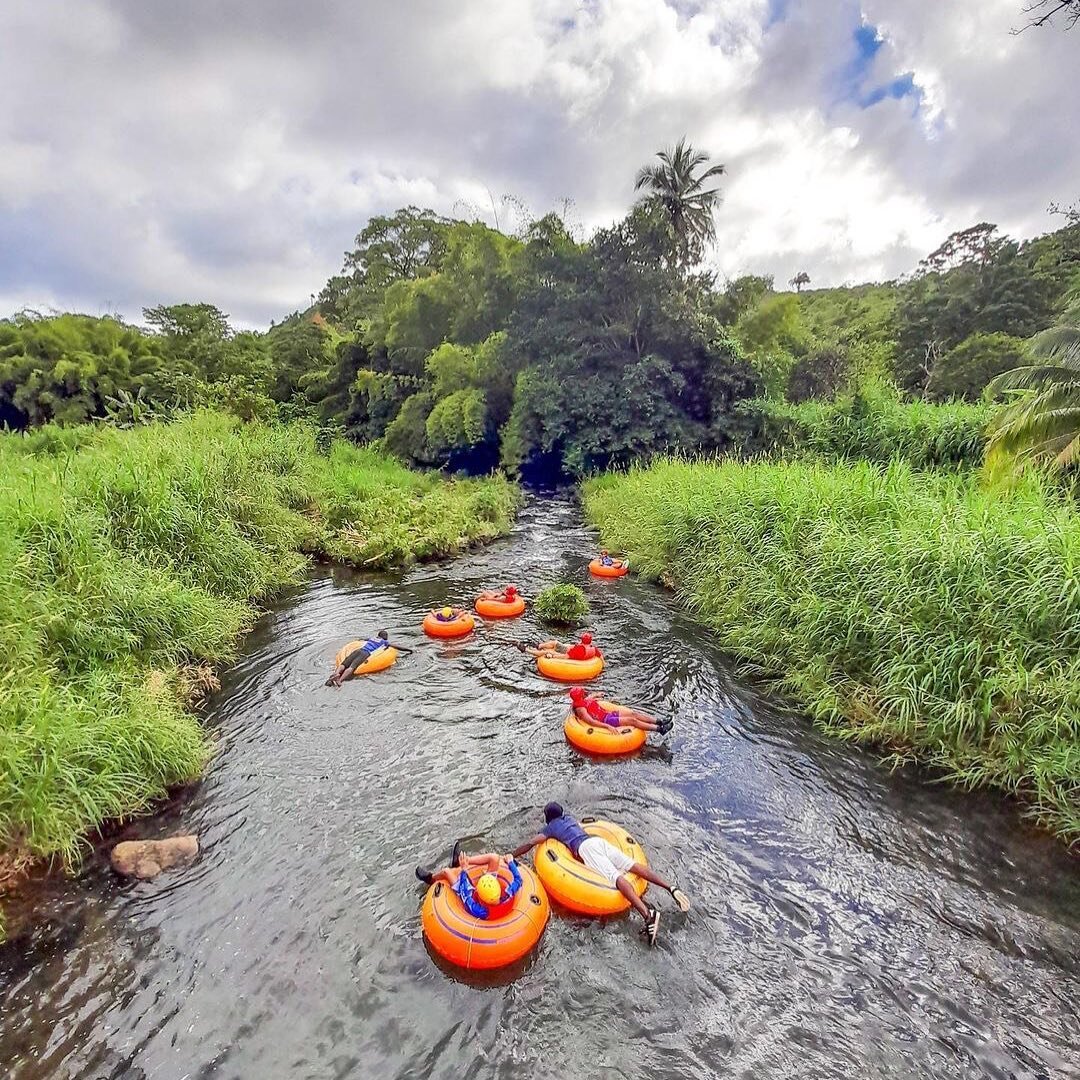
[343,648,372,669]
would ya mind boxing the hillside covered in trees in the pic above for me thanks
[2,152,1078,478]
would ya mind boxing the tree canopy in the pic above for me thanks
[3,147,1078,483]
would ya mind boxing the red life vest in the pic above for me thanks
[582,696,611,722]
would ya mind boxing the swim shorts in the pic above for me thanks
[578,836,635,884]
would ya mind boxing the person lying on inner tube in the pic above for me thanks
[598,549,627,568]
[326,630,407,687]
[477,584,520,604]
[518,632,600,661]
[415,843,523,919]
[568,687,673,734]
[512,802,690,947]
[430,605,468,622]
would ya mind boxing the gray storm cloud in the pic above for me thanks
[0,0,1076,326]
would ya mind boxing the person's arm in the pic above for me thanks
[511,833,547,859]
[459,852,500,871]
[504,857,523,898]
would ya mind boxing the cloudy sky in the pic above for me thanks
[1,0,1076,328]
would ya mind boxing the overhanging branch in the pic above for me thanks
[1013,0,1080,32]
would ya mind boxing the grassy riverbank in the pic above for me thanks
[583,458,1080,844]
[0,411,518,882]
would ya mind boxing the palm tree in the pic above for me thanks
[985,295,1080,472]
[790,271,811,292]
[633,137,725,268]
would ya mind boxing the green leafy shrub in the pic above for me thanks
[0,411,519,875]
[754,381,993,469]
[584,457,1080,843]
[534,584,589,626]
[927,332,1028,402]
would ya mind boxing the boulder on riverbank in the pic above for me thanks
[110,835,199,880]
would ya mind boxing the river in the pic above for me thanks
[1,495,1078,1080]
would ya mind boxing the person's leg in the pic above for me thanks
[616,875,650,919]
[417,865,456,885]
[610,707,666,733]
[629,862,690,909]
[618,712,658,732]
[629,862,674,890]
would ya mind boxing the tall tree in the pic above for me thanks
[633,138,725,268]
[790,271,811,292]
[320,207,451,326]
[895,224,1056,395]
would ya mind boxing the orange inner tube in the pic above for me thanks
[589,559,628,578]
[564,700,647,756]
[474,595,526,618]
[537,650,604,682]
[421,863,550,970]
[423,611,475,639]
[535,820,647,916]
[333,641,398,678]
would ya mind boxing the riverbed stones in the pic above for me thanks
[110,835,199,879]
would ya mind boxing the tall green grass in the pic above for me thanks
[753,384,994,469]
[0,411,518,872]
[583,458,1080,844]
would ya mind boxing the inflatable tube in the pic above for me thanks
[423,611,475,639]
[537,651,604,683]
[564,700,647,756]
[535,819,647,916]
[333,641,398,678]
[421,863,550,970]
[589,559,628,579]
[475,595,526,619]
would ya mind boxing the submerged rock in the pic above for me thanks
[110,835,199,880]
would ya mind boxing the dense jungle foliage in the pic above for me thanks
[2,150,1079,477]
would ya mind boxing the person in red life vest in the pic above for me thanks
[517,632,601,661]
[568,686,673,734]
[477,584,520,604]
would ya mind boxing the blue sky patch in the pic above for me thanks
[765,0,793,29]
[834,22,922,114]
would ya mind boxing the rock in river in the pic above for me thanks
[110,835,199,880]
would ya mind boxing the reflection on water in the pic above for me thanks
[2,496,1078,1080]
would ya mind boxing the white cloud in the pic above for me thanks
[0,0,1075,326]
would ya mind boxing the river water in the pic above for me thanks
[2,496,1078,1080]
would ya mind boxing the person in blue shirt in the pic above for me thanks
[416,842,523,919]
[512,802,689,946]
[598,549,628,569]
[326,630,407,687]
